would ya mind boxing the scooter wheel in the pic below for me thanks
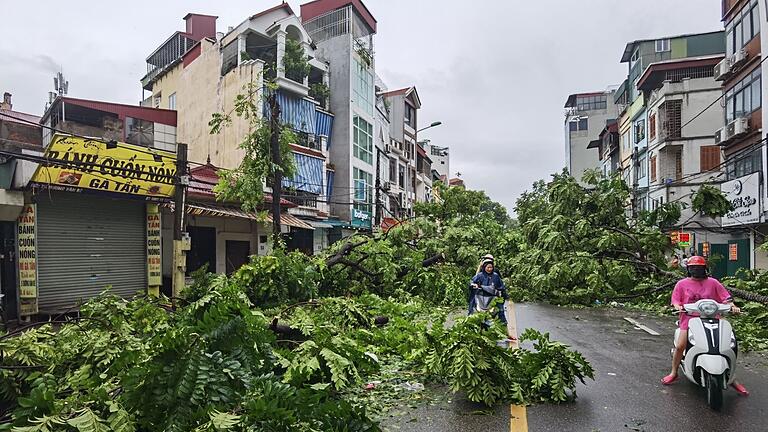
[706,373,723,411]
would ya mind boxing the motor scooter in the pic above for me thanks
[672,299,737,410]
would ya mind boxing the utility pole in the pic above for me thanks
[375,147,381,229]
[269,93,283,247]
[172,143,189,302]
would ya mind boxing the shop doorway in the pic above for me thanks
[187,226,216,274]
[225,240,250,275]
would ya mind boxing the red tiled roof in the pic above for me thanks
[47,97,177,126]
[290,143,325,159]
[0,108,41,125]
[250,3,295,20]
[188,163,296,207]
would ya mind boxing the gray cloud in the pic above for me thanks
[0,0,722,212]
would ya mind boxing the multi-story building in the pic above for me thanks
[426,141,449,183]
[378,86,421,219]
[637,55,731,265]
[564,89,620,183]
[615,31,725,213]
[587,120,620,176]
[302,0,378,232]
[716,0,766,272]
[140,6,333,255]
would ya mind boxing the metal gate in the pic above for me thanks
[36,192,146,312]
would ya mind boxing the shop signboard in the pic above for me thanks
[17,204,38,315]
[31,134,176,201]
[146,204,162,288]
[721,173,761,227]
[351,208,372,230]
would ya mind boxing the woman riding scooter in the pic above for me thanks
[469,259,508,325]
[662,255,749,396]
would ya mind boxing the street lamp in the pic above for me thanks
[417,121,442,133]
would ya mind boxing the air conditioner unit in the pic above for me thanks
[306,134,317,148]
[713,57,732,81]
[730,49,748,69]
[714,127,726,145]
[725,117,749,141]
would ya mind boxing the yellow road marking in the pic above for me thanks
[506,301,529,432]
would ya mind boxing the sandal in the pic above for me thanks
[732,383,749,396]
[661,374,678,385]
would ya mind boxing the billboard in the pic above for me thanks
[721,173,761,227]
[31,134,176,200]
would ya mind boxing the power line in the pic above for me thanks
[678,54,768,134]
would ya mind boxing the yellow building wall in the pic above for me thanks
[157,39,265,169]
[150,64,182,110]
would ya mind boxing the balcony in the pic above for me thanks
[142,32,198,90]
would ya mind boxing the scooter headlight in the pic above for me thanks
[688,331,696,346]
[699,301,718,316]
[731,335,737,349]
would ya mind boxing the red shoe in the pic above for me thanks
[661,374,678,385]
[732,383,749,396]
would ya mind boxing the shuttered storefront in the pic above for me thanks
[36,192,146,312]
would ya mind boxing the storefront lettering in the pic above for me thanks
[17,204,38,311]
[146,207,162,286]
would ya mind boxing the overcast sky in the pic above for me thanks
[0,1,722,212]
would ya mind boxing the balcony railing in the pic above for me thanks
[142,32,197,89]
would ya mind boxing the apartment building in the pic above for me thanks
[564,89,620,183]
[302,0,378,231]
[615,31,725,212]
[714,0,767,272]
[140,7,334,255]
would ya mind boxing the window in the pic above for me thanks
[568,117,589,132]
[353,59,374,115]
[634,119,645,143]
[621,131,630,151]
[153,93,161,108]
[404,103,416,128]
[649,113,657,140]
[125,117,154,146]
[398,164,405,187]
[725,67,761,123]
[726,0,760,56]
[353,116,373,164]
[389,159,396,182]
[575,95,607,111]
[630,50,639,67]
[726,147,762,178]
[353,167,373,203]
[650,155,657,182]
[655,39,671,53]
[168,92,176,110]
[700,146,722,172]
[353,167,373,216]
[637,155,647,179]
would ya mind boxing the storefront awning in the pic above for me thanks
[307,220,333,229]
[184,202,314,230]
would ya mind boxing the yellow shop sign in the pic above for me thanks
[31,134,176,200]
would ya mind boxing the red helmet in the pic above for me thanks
[687,256,707,266]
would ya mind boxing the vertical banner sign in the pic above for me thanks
[729,243,738,261]
[17,204,38,316]
[146,204,162,289]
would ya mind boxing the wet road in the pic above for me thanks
[385,303,768,432]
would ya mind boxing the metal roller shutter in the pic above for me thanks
[37,192,146,312]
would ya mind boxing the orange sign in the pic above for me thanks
[729,244,738,261]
